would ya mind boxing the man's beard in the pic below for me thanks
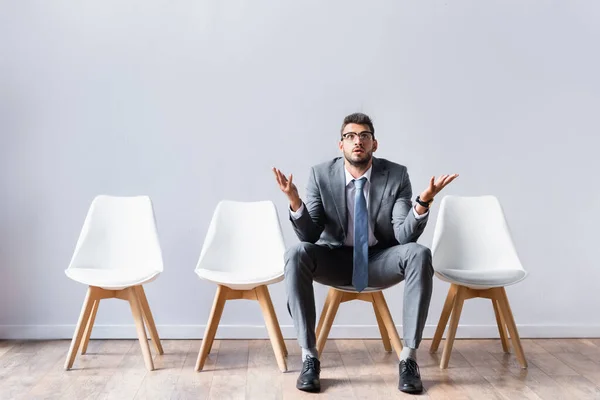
[344,150,372,168]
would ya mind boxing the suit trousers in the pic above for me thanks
[284,242,434,350]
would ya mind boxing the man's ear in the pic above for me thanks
[338,140,344,152]
[372,139,378,152]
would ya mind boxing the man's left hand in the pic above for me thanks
[420,174,459,202]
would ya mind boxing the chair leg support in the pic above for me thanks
[432,284,527,369]
[373,298,392,352]
[80,299,99,355]
[493,298,510,353]
[196,284,289,372]
[127,287,154,371]
[268,290,288,358]
[316,289,335,339]
[256,285,288,372]
[430,284,458,353]
[316,290,343,356]
[65,287,97,370]
[65,285,162,371]
[372,291,403,359]
[136,285,164,355]
[196,285,227,371]
[315,289,402,358]
[495,288,527,368]
[440,285,466,369]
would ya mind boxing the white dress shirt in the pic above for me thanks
[290,165,428,246]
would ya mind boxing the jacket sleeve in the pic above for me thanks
[391,168,428,244]
[289,166,325,243]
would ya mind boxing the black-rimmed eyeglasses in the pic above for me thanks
[341,132,373,142]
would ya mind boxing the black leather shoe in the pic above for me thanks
[296,356,321,392]
[398,358,423,394]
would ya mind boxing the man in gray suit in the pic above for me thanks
[273,113,458,394]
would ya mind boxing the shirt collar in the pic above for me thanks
[345,165,373,187]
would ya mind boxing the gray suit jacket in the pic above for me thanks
[290,157,428,249]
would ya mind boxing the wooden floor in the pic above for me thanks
[1,338,600,399]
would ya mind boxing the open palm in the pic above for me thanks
[272,167,299,200]
[422,174,459,200]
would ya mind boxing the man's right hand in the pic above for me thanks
[272,167,302,211]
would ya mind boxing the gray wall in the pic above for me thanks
[1,0,599,340]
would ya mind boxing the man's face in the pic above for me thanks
[339,123,378,167]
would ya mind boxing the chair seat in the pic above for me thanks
[195,269,284,290]
[435,268,527,289]
[65,268,161,290]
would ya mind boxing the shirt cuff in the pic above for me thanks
[290,203,305,219]
[413,205,428,220]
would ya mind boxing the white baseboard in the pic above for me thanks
[1,324,599,340]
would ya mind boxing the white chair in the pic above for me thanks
[64,195,164,371]
[316,285,403,358]
[194,200,288,372]
[429,195,528,369]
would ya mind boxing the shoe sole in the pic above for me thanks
[297,383,321,393]
[399,387,423,394]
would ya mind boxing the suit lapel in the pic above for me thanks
[329,158,348,237]
[369,158,389,229]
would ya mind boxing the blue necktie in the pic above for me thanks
[352,177,368,292]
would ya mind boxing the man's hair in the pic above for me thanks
[340,113,375,138]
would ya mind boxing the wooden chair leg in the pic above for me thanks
[127,287,154,371]
[430,284,458,353]
[206,330,215,355]
[80,299,99,355]
[279,328,288,357]
[316,290,343,356]
[440,285,466,369]
[255,285,288,372]
[263,287,287,358]
[372,297,392,352]
[271,307,288,358]
[316,288,335,337]
[65,286,97,370]
[316,288,335,339]
[196,285,227,371]
[272,300,288,358]
[493,298,510,353]
[495,287,527,368]
[371,291,403,358]
[135,285,164,355]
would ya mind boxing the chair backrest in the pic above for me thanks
[194,200,286,275]
[66,195,163,273]
[431,195,524,273]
